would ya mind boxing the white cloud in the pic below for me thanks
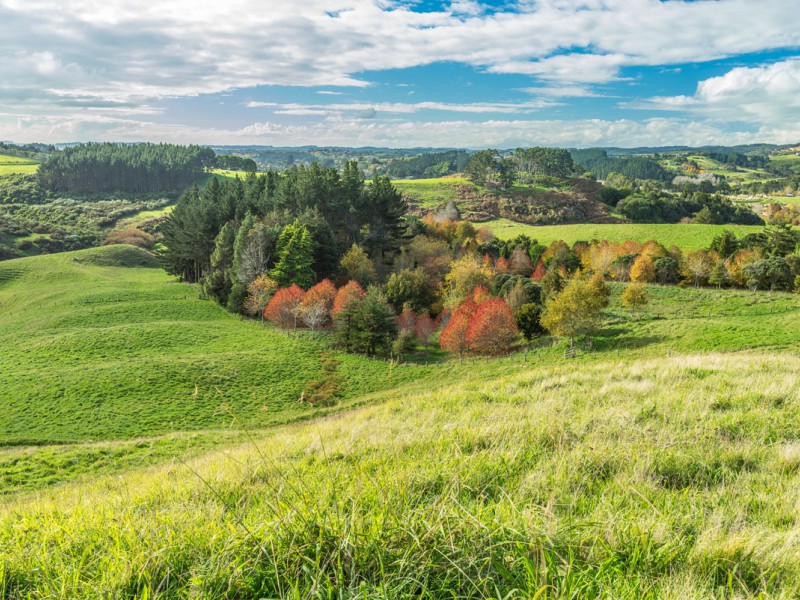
[244,100,557,114]
[633,58,800,127]
[2,0,800,107]
[2,110,790,148]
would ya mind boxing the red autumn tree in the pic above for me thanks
[299,279,337,329]
[439,299,477,359]
[495,256,510,273]
[264,284,305,329]
[466,297,519,356]
[332,280,365,317]
[531,259,547,282]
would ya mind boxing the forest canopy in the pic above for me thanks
[37,142,215,194]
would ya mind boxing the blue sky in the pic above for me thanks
[2,0,800,148]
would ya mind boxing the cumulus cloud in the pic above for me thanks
[2,0,800,144]
[2,0,800,106]
[633,58,800,127]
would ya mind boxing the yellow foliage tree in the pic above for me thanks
[630,254,656,283]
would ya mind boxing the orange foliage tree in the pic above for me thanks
[264,284,305,329]
[439,299,477,359]
[298,279,337,330]
[466,298,519,356]
[332,280,365,317]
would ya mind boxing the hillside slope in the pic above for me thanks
[0,246,434,444]
[2,350,800,597]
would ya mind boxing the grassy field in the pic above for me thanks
[0,153,39,176]
[392,176,474,208]
[481,218,765,250]
[4,246,800,596]
[3,346,800,596]
[0,246,435,447]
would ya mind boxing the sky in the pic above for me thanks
[2,0,800,149]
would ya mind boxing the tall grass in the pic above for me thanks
[2,352,800,597]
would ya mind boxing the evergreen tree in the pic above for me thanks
[269,222,317,288]
[203,222,236,305]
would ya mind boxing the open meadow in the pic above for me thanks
[480,219,765,250]
[0,154,39,176]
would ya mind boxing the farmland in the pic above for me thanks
[481,218,765,250]
[0,154,39,176]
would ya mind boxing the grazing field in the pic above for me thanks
[392,176,474,208]
[0,154,39,175]
[0,246,434,447]
[482,218,765,250]
[3,347,800,597]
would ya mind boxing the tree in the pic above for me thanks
[270,222,317,288]
[235,221,279,285]
[743,257,792,291]
[414,312,437,358]
[681,250,714,287]
[621,283,648,315]
[385,268,434,313]
[264,284,305,329]
[243,275,278,318]
[583,241,618,278]
[467,298,519,356]
[708,261,730,289]
[515,303,545,342]
[203,222,236,305]
[509,247,534,276]
[541,277,610,346]
[299,279,337,330]
[362,175,408,260]
[505,278,530,313]
[654,256,680,285]
[710,230,740,259]
[531,258,547,282]
[630,254,656,283]
[439,300,477,360]
[464,149,513,189]
[443,255,494,308]
[332,280,366,350]
[332,280,366,317]
[340,243,377,286]
[396,304,417,334]
[335,287,397,356]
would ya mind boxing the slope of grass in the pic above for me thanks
[393,176,474,208]
[0,246,435,445]
[0,153,38,175]
[482,218,765,250]
[3,349,800,597]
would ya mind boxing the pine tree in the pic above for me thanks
[269,222,317,288]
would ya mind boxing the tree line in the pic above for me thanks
[160,162,407,291]
[37,143,215,194]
